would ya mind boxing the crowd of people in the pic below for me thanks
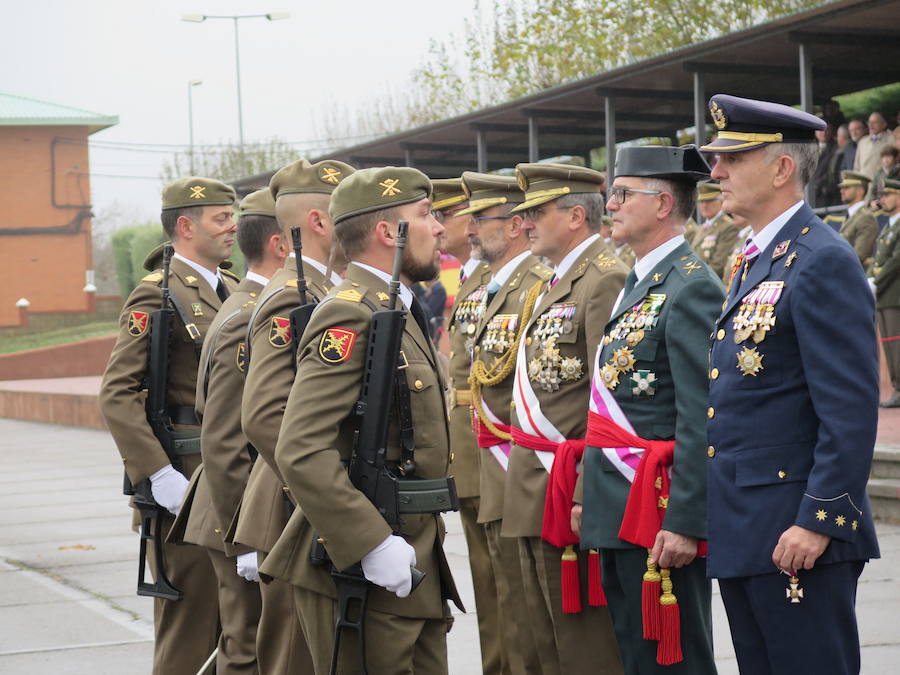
[98,93,886,675]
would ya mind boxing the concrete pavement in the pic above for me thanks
[1,417,899,673]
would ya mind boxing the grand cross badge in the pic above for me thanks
[319,327,357,364]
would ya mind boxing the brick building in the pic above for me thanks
[0,92,117,327]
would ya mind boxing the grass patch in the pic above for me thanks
[1,321,119,354]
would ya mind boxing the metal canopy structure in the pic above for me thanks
[234,0,899,195]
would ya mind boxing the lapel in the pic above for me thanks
[453,263,490,313]
[474,255,537,344]
[171,257,221,311]
[532,238,603,320]
[347,265,437,369]
[608,241,690,327]
[722,204,815,318]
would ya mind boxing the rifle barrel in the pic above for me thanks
[388,221,408,311]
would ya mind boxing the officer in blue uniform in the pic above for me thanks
[703,94,880,675]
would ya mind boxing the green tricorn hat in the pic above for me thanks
[510,163,605,213]
[697,181,723,202]
[269,158,356,199]
[329,166,432,225]
[162,176,236,210]
[457,172,524,215]
[239,188,276,217]
[615,145,711,182]
[431,178,468,211]
[883,177,900,195]
[837,170,871,189]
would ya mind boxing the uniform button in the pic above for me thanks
[707,446,716,457]
[474,346,480,352]
[778,470,786,479]
[214,528,222,534]
[414,380,424,390]
[317,537,327,544]
[707,407,715,419]
[526,337,533,346]
[450,452,455,462]
[510,401,516,409]
[717,329,725,340]
[710,368,719,380]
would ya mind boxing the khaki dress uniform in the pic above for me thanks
[502,236,625,675]
[100,252,237,675]
[236,256,334,675]
[260,265,462,674]
[690,211,740,278]
[840,205,878,269]
[469,253,551,674]
[614,243,636,268]
[871,210,900,398]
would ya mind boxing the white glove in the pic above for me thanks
[868,277,877,297]
[148,465,189,515]
[361,535,416,598]
[236,551,260,582]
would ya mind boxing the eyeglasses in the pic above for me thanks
[522,205,573,219]
[608,186,662,205]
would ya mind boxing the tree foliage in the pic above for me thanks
[161,136,299,183]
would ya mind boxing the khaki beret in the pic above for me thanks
[511,163,605,213]
[330,166,432,225]
[837,170,871,189]
[162,176,235,210]
[697,182,723,202]
[239,188,276,217]
[269,159,356,199]
[457,172,524,216]
[431,178,468,211]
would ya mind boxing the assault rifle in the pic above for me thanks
[289,226,317,363]
[123,243,183,601]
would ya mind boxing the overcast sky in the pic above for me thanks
[3,0,476,223]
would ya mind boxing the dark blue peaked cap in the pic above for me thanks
[700,94,826,153]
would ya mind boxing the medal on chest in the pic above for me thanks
[527,303,581,392]
[733,281,783,344]
[600,294,666,390]
[454,286,488,346]
[483,314,519,354]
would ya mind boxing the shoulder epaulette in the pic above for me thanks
[532,264,553,280]
[221,268,240,282]
[335,289,364,303]
[285,279,298,288]
[142,272,163,283]
[593,253,620,269]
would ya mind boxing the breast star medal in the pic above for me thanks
[737,346,764,376]
[630,370,657,396]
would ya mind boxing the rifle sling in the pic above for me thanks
[394,365,416,473]
[166,286,204,359]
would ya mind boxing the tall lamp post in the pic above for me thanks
[181,12,290,157]
[188,79,203,174]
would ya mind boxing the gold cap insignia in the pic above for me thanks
[516,172,528,191]
[189,185,206,199]
[710,101,727,130]
[380,178,402,196]
[321,167,342,184]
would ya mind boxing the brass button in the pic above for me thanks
[317,537,327,544]
[707,446,716,458]
[414,379,424,390]
[801,227,810,234]
[282,486,290,493]
[710,368,719,380]
[717,329,725,340]
[526,337,533,346]
[707,407,715,419]
[778,470,786,479]
[214,528,222,534]
[474,345,480,352]
[450,452,455,462]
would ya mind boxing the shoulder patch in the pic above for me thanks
[236,342,247,373]
[335,289,364,303]
[128,311,149,336]
[594,253,619,269]
[319,328,357,364]
[532,264,553,280]
[268,316,292,348]
[142,272,162,283]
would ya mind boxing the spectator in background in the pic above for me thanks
[421,278,447,341]
[813,123,841,207]
[841,118,866,172]
[855,112,895,179]
[822,99,847,129]
[869,146,900,207]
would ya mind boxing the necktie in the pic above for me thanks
[459,266,468,286]
[548,274,560,289]
[622,269,638,298]
[486,280,501,304]
[215,279,229,302]
[410,296,431,339]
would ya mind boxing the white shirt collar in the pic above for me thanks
[847,201,865,219]
[491,250,531,289]
[288,252,342,285]
[633,235,686,283]
[553,234,599,280]
[245,271,269,286]
[704,209,725,228]
[461,257,482,278]
[173,252,220,292]
[751,201,805,254]
[350,262,413,309]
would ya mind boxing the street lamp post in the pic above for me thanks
[188,79,202,174]
[181,12,290,158]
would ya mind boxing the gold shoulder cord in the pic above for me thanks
[468,279,543,441]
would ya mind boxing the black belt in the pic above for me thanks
[168,406,199,426]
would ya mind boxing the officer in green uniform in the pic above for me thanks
[503,163,625,675]
[459,171,548,674]
[260,167,462,673]
[171,188,286,673]
[574,146,723,674]
[238,158,353,674]
[837,170,878,269]
[690,182,739,278]
[870,177,900,407]
[100,177,239,675]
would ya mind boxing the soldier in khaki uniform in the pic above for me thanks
[502,163,625,674]
[432,177,503,673]
[100,177,239,675]
[837,170,879,269]
[169,189,285,673]
[237,159,354,674]
[690,182,739,278]
[459,171,549,674]
[260,167,462,673]
[870,178,900,407]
